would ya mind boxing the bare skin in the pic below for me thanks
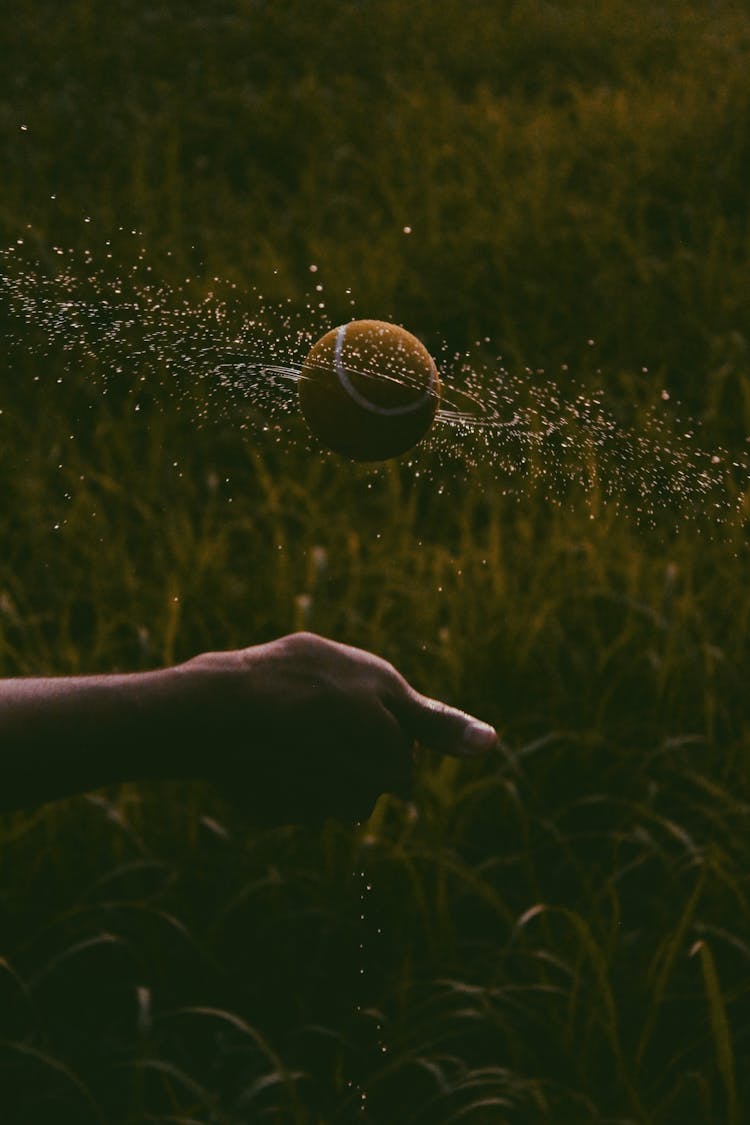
[0,632,497,825]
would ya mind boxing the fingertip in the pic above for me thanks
[461,720,498,755]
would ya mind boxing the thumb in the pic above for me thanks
[395,687,498,757]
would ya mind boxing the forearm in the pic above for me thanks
[0,667,192,811]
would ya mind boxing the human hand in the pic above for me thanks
[178,632,498,826]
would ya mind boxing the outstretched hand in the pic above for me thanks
[179,632,498,826]
[0,632,497,823]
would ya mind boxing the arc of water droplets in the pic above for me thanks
[2,248,749,533]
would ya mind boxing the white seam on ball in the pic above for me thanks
[333,323,436,416]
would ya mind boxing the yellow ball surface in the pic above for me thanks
[298,319,440,461]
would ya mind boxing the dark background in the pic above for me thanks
[1,2,749,1122]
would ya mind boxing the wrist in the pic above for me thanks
[160,648,265,778]
[130,662,210,780]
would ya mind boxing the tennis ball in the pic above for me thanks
[299,319,440,461]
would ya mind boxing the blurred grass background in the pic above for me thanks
[1,0,750,1121]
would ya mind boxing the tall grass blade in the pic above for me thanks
[0,1040,106,1122]
[635,869,706,1072]
[689,939,741,1125]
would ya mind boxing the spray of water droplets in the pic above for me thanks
[2,244,748,535]
[0,245,324,431]
[429,354,750,532]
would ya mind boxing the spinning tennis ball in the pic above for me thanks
[299,319,440,461]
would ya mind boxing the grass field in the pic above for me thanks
[2,1,750,1121]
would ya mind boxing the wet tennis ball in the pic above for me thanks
[299,319,440,461]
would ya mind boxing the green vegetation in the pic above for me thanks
[1,0,749,1121]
